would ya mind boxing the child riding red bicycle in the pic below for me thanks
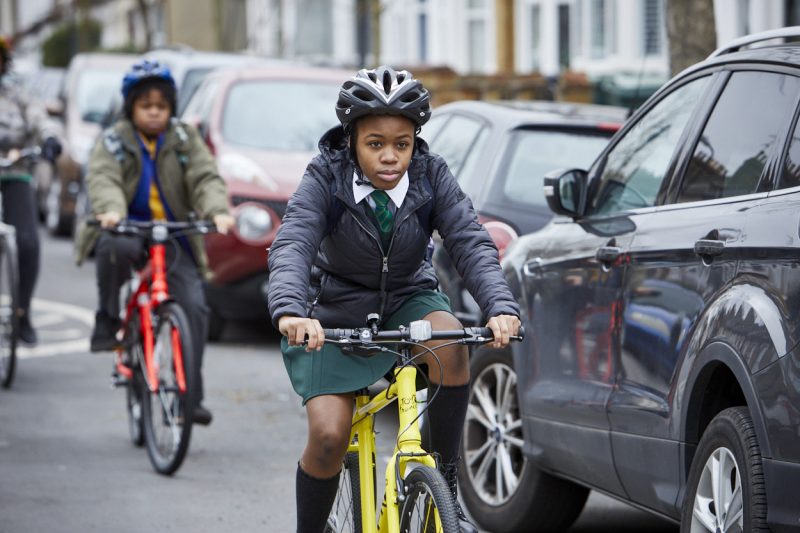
[75,60,234,426]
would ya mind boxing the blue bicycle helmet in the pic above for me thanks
[121,60,176,100]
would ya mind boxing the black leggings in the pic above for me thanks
[2,180,39,314]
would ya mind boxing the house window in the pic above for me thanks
[787,0,800,25]
[559,4,571,69]
[466,0,488,72]
[530,4,541,71]
[643,0,664,56]
[737,0,750,35]
[418,0,428,63]
[591,0,607,58]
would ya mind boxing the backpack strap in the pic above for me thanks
[102,129,125,163]
[171,118,190,171]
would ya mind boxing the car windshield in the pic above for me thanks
[222,80,340,151]
[75,68,126,124]
[177,67,213,115]
[496,128,612,208]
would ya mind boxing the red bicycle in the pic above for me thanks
[91,218,216,475]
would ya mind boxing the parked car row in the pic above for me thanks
[457,26,800,533]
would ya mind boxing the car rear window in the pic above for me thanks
[222,80,340,151]
[492,128,613,208]
[75,68,127,124]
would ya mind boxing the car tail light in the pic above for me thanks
[482,219,518,261]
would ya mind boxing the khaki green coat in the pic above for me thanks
[74,118,229,278]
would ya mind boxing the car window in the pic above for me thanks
[493,128,612,209]
[427,114,485,178]
[222,80,340,151]
[589,76,710,216]
[421,114,448,141]
[74,67,128,124]
[183,78,220,135]
[177,67,213,115]
[782,114,800,190]
[677,71,800,202]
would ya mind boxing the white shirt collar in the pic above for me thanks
[352,171,409,208]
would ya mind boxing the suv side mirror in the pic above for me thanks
[543,168,588,218]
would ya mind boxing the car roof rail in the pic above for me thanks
[709,26,800,58]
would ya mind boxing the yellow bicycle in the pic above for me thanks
[321,316,523,533]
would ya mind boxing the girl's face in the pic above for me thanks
[132,88,171,138]
[354,114,415,190]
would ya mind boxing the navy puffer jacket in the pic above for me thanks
[267,126,519,328]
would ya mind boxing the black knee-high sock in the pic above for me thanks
[427,383,470,466]
[296,463,339,533]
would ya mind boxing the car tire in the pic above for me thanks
[458,347,589,533]
[681,407,768,532]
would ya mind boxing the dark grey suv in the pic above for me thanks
[458,28,800,533]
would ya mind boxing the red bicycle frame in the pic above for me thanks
[115,241,187,394]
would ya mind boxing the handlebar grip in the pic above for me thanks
[463,325,526,341]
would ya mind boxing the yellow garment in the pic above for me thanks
[139,134,167,221]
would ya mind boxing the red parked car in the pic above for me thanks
[181,64,349,338]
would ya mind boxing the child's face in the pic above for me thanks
[354,114,415,190]
[132,88,171,138]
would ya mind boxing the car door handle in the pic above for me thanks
[694,239,725,257]
[596,246,622,264]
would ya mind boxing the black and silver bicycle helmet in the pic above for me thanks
[336,66,431,130]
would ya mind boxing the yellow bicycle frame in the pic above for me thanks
[346,363,442,533]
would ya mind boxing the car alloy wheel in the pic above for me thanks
[463,356,525,505]
[689,447,743,532]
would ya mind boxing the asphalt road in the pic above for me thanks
[0,229,679,532]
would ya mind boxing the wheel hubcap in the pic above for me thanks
[463,361,525,506]
[691,447,743,533]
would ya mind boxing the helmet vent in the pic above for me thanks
[353,89,375,102]
[382,70,393,95]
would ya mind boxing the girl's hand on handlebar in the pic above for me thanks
[213,213,235,235]
[486,314,521,349]
[279,316,325,352]
[96,211,121,229]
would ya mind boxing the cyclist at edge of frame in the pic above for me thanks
[0,36,63,346]
[74,59,235,427]
[267,65,521,533]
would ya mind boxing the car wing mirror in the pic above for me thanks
[543,168,588,218]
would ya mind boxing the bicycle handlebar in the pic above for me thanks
[87,218,218,239]
[0,146,41,168]
[323,321,525,346]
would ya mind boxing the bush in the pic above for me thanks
[42,19,102,67]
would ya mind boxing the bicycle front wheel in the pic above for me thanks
[0,235,19,389]
[326,452,363,533]
[141,302,196,475]
[399,466,460,533]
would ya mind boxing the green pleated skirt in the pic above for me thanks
[281,290,452,404]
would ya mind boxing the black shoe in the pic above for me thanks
[194,404,213,426]
[18,312,37,345]
[90,311,121,352]
[441,459,478,533]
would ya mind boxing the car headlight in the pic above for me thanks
[234,203,273,243]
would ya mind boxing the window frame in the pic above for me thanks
[666,64,800,204]
[425,110,491,195]
[584,68,724,219]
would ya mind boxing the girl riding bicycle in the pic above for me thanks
[268,66,520,533]
[75,60,234,426]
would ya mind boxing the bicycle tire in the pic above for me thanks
[141,302,196,475]
[0,235,19,389]
[326,452,364,533]
[122,316,145,447]
[399,465,460,533]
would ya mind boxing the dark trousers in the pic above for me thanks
[95,233,209,401]
[2,180,39,314]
